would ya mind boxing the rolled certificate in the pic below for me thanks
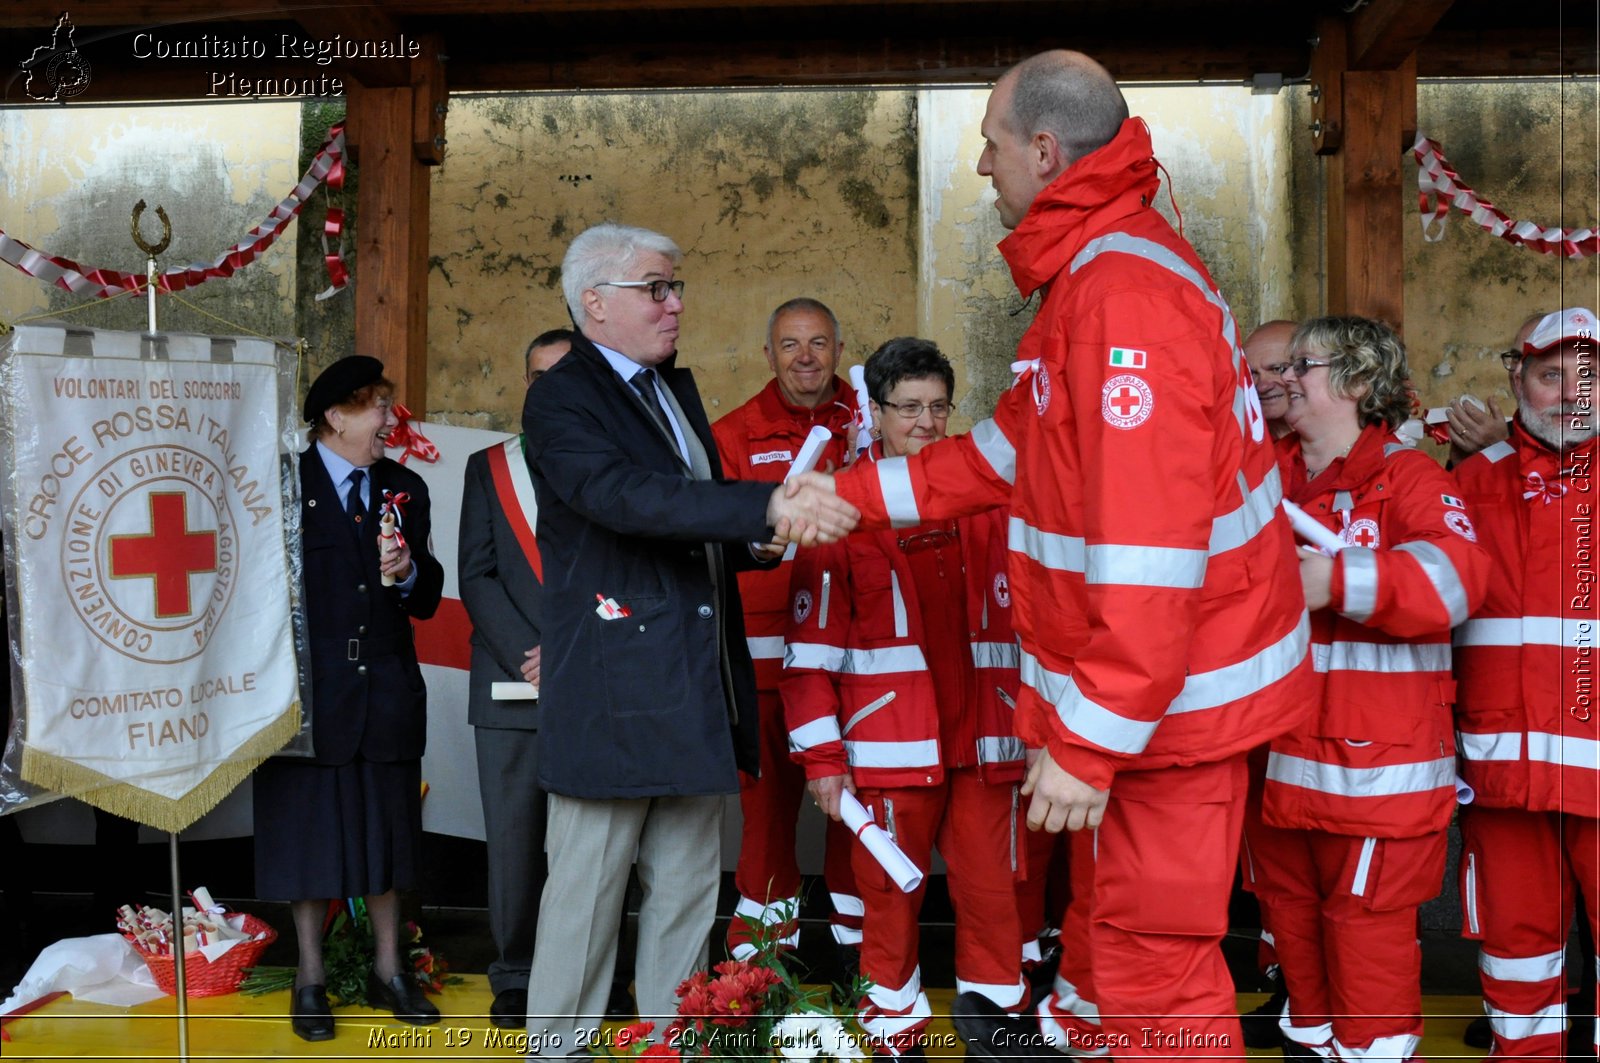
[378,509,399,586]
[780,425,836,560]
[1282,499,1345,557]
[849,365,874,458]
[839,790,923,893]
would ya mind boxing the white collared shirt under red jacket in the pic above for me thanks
[1452,423,1599,819]
[713,377,855,691]
[1263,425,1489,839]
[780,503,1023,789]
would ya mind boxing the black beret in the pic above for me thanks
[304,355,385,422]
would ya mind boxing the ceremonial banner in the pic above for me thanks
[0,324,303,831]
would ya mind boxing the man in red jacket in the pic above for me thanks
[809,50,1314,1058]
[1453,306,1598,1062]
[713,298,861,963]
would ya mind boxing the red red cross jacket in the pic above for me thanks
[831,118,1316,790]
[713,378,855,690]
[1263,425,1488,838]
[1452,423,1599,818]
[779,501,1023,789]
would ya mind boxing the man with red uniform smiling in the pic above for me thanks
[714,298,861,962]
[812,51,1315,1057]
[1453,307,1599,1061]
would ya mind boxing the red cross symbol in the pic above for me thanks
[1350,524,1379,547]
[108,492,218,618]
[1109,386,1143,416]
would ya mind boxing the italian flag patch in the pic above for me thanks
[1108,347,1147,368]
[1442,494,1465,509]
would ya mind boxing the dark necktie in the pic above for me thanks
[629,368,671,438]
[346,469,366,526]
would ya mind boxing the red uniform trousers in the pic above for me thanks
[1459,805,1600,1062]
[1248,819,1447,1061]
[1038,755,1249,1060]
[729,689,859,958]
[1239,744,1282,980]
[1017,826,1070,970]
[855,769,1025,1055]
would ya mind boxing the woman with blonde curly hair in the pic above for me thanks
[1245,315,1488,1061]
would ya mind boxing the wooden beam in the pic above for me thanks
[1324,63,1411,329]
[288,5,415,87]
[410,32,448,164]
[347,83,433,416]
[1347,0,1455,70]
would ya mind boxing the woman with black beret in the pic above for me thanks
[252,355,445,1041]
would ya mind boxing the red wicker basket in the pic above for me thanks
[129,913,278,997]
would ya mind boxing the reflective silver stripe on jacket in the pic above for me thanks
[978,736,1027,764]
[970,418,1018,484]
[1008,518,1207,588]
[1456,730,1522,761]
[1266,751,1456,797]
[746,635,784,660]
[788,715,843,753]
[1167,611,1310,714]
[1479,949,1565,984]
[1340,548,1379,623]
[1527,731,1600,771]
[1210,468,1283,554]
[1481,440,1516,464]
[1311,640,1451,673]
[1022,652,1160,754]
[1395,540,1471,627]
[877,456,921,527]
[1455,616,1589,648]
[845,738,940,768]
[784,641,927,676]
[971,641,1021,670]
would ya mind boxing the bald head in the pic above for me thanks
[1244,319,1297,435]
[1002,50,1129,166]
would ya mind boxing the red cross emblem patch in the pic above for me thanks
[1101,374,1153,429]
[1342,518,1381,549]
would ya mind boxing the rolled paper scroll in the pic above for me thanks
[839,790,923,893]
[849,365,874,459]
[781,424,836,560]
[378,509,399,586]
[1282,499,1346,557]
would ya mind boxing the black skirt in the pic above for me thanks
[251,755,422,901]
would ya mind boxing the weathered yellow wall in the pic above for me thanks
[426,91,918,431]
[1404,79,1600,414]
[0,104,302,338]
[917,86,1317,430]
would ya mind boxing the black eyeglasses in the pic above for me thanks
[1499,349,1524,371]
[1281,357,1332,377]
[880,400,954,420]
[597,279,685,302]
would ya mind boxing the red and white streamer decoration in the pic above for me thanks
[386,402,440,464]
[0,122,349,301]
[1413,133,1598,259]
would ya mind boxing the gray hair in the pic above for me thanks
[1006,51,1129,165]
[1289,315,1414,430]
[561,223,682,323]
[766,297,840,347]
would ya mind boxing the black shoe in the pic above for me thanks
[951,990,1054,1061]
[605,980,636,1021]
[1240,985,1288,1049]
[366,972,441,1025]
[489,987,527,1029]
[1282,1040,1318,1060]
[291,984,335,1042]
[1463,1014,1491,1050]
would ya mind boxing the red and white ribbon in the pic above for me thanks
[0,122,349,301]
[385,403,439,464]
[1413,133,1598,259]
[1524,471,1568,505]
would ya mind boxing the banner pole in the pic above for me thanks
[168,830,190,1063]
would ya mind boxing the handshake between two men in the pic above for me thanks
[763,471,859,548]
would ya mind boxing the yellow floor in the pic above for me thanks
[1,980,1490,1061]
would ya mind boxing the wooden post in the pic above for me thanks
[1316,16,1415,330]
[347,83,435,416]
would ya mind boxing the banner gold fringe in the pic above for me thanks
[19,703,301,833]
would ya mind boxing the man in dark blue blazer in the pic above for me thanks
[458,327,573,1027]
[520,223,858,1050]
